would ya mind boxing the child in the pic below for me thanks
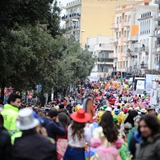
[63,109,91,160]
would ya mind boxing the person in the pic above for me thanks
[91,111,123,160]
[135,114,160,160]
[129,116,142,160]
[63,108,91,160]
[42,109,66,141]
[127,115,141,152]
[11,108,56,160]
[57,112,69,160]
[0,114,11,160]
[1,93,21,135]
[83,97,95,123]
[147,105,157,115]
[124,110,138,128]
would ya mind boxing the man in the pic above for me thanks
[11,108,56,160]
[1,93,21,135]
[42,109,66,141]
[147,105,157,115]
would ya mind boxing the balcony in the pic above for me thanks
[62,13,81,21]
[110,23,119,30]
[123,37,129,42]
[97,58,114,64]
[134,46,149,53]
[65,0,82,8]
[128,35,138,41]
[134,64,148,69]
[154,12,160,21]
[110,38,118,44]
[123,21,131,27]
[154,0,160,4]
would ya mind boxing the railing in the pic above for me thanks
[134,46,149,52]
[134,64,148,69]
[110,23,119,29]
[110,38,118,44]
[123,37,129,42]
[66,0,82,7]
[97,58,114,63]
[62,13,81,20]
[129,35,138,41]
[123,21,131,27]
[68,26,80,30]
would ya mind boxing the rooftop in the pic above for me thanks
[65,0,82,9]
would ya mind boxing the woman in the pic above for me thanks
[57,112,69,160]
[135,114,160,160]
[91,111,123,160]
[63,109,91,160]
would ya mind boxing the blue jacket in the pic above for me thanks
[42,117,66,141]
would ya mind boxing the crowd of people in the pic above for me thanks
[0,79,160,160]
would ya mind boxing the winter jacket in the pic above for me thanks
[42,117,66,141]
[0,125,11,160]
[1,104,19,135]
[11,129,56,160]
[135,134,160,160]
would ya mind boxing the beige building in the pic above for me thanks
[62,0,133,46]
[110,0,154,72]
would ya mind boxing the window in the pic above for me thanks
[125,15,127,22]
[122,13,124,20]
[123,61,125,68]
[122,28,124,35]
[115,46,118,53]
[116,31,118,38]
[117,17,119,24]
[119,31,121,37]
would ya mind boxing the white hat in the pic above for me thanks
[16,108,39,130]
[140,108,146,114]
[106,107,112,112]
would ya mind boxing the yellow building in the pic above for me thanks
[62,0,134,46]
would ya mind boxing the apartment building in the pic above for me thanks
[110,0,155,72]
[86,36,114,77]
[62,0,132,46]
[153,0,160,69]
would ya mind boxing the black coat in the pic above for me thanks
[0,125,11,160]
[11,129,56,160]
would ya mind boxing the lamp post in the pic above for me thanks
[81,30,86,47]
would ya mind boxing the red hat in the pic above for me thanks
[70,109,91,123]
[123,107,128,113]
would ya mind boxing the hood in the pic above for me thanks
[134,130,142,143]
[42,117,52,127]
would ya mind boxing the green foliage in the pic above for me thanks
[0,0,94,97]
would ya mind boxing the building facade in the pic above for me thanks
[86,36,114,77]
[110,1,157,73]
[62,0,133,46]
[153,0,160,70]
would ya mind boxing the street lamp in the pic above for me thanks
[81,30,86,46]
